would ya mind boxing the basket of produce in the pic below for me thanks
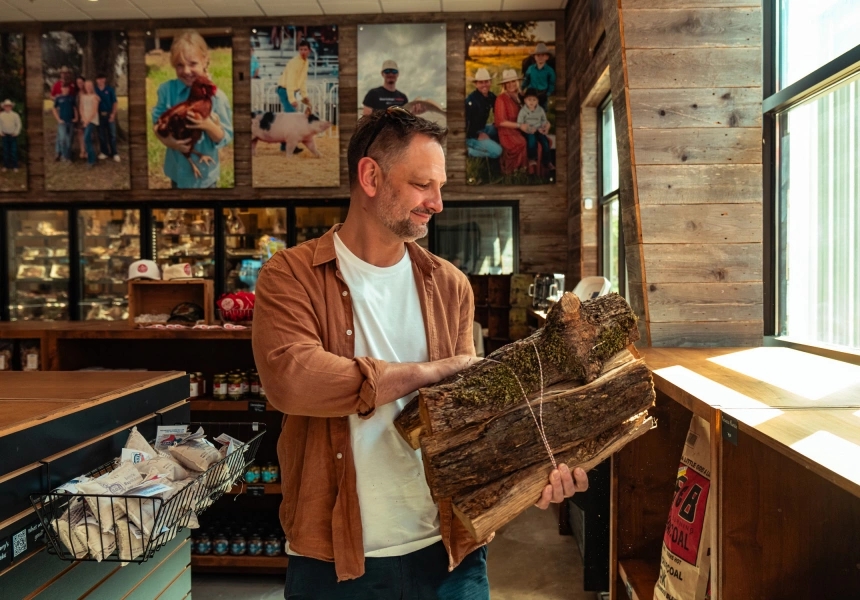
[30,421,265,564]
[217,291,255,324]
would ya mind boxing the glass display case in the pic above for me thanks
[223,207,287,293]
[294,205,348,246]
[152,208,215,280]
[432,205,516,274]
[7,209,70,320]
[78,209,141,320]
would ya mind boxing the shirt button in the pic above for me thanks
[346,330,352,336]
[342,291,348,297]
[336,453,343,459]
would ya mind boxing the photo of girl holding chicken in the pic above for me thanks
[147,29,234,189]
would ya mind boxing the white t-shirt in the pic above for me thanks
[333,233,441,557]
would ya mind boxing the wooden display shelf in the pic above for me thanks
[190,398,278,412]
[225,483,281,495]
[191,554,288,575]
[128,279,215,325]
[618,559,659,600]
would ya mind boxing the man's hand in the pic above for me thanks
[477,132,490,141]
[535,464,588,509]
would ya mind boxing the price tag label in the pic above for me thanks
[248,400,267,413]
[247,484,265,497]
[721,413,738,446]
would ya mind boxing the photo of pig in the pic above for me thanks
[251,25,339,188]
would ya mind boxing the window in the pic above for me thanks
[769,1,860,351]
[431,204,517,275]
[599,95,622,294]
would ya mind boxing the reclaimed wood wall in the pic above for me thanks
[0,11,567,275]
[602,0,763,346]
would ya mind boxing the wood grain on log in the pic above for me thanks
[420,357,655,499]
[453,413,654,542]
[419,293,640,436]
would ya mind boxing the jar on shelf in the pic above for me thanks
[244,464,261,484]
[195,372,206,396]
[259,383,267,400]
[240,371,250,397]
[213,374,228,400]
[189,372,199,399]
[262,461,279,484]
[247,531,263,556]
[230,532,247,556]
[249,371,260,398]
[194,532,211,555]
[264,533,282,557]
[212,531,229,556]
[227,374,244,400]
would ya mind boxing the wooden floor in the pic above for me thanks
[190,507,597,599]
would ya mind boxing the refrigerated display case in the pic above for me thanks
[78,209,141,320]
[294,205,348,246]
[7,210,70,321]
[152,208,215,279]
[223,207,287,293]
[431,205,516,275]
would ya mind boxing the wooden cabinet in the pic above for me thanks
[613,348,860,600]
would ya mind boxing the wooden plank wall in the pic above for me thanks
[565,0,610,287]
[601,0,763,347]
[0,12,567,275]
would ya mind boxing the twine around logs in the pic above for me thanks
[484,342,558,471]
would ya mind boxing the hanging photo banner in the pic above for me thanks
[0,33,26,192]
[250,25,339,188]
[145,28,234,190]
[465,21,557,185]
[357,23,447,131]
[41,30,130,191]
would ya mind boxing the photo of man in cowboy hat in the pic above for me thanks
[465,67,502,160]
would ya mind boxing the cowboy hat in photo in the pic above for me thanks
[1,99,13,107]
[471,67,493,82]
[534,42,553,55]
[499,69,522,84]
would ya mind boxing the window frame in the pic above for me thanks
[764,0,860,362]
[597,93,625,296]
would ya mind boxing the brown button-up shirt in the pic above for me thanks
[252,224,490,581]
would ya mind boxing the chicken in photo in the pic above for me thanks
[154,77,219,178]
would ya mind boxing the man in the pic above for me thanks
[361,60,408,116]
[465,67,502,160]
[521,42,556,110]
[50,66,77,161]
[252,108,588,598]
[277,40,311,150]
[0,99,22,173]
[95,74,120,162]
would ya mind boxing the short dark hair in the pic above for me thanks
[347,108,447,189]
[523,88,539,99]
[96,73,107,80]
[298,40,311,50]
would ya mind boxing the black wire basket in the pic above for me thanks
[29,421,265,564]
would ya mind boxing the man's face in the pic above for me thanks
[61,85,70,95]
[383,69,399,86]
[535,53,549,66]
[97,77,106,89]
[3,105,10,112]
[61,71,72,83]
[373,134,446,242]
[525,96,538,110]
[475,79,491,96]
[299,46,311,60]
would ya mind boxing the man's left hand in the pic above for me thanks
[535,464,588,510]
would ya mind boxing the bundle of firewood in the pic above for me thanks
[395,292,656,541]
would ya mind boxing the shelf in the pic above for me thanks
[83,234,139,239]
[618,558,659,600]
[15,278,69,283]
[225,482,281,495]
[14,234,69,240]
[159,233,215,237]
[191,398,277,411]
[191,554,289,574]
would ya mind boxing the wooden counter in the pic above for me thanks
[612,347,860,600]
[0,371,191,600]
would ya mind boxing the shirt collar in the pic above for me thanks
[313,223,439,273]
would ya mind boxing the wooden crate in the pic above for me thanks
[128,280,214,325]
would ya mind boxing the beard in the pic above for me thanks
[376,179,432,242]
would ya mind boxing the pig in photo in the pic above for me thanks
[250,24,340,188]
[251,111,331,158]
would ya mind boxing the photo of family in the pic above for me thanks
[250,25,339,188]
[0,33,26,192]
[146,28,234,189]
[357,23,447,130]
[465,21,557,186]
[41,30,130,191]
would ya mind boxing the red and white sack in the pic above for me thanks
[654,415,713,600]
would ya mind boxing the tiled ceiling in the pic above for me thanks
[0,0,568,22]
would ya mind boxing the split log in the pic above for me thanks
[419,292,640,437]
[420,357,655,499]
[453,412,654,542]
[395,346,641,451]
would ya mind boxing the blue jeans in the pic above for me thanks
[524,131,551,164]
[284,542,489,600]
[84,123,98,164]
[277,87,297,151]
[57,122,73,159]
[98,117,117,157]
[466,125,502,159]
[2,135,18,169]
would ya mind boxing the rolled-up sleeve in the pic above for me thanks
[252,262,388,418]
[456,277,477,357]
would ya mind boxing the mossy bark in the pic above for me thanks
[419,292,640,436]
[420,357,655,499]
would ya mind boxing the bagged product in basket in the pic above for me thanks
[136,454,189,482]
[76,462,144,533]
[169,437,221,472]
[53,497,89,559]
[115,517,144,564]
[124,426,158,457]
[125,425,190,480]
[121,472,180,537]
[72,511,117,562]
[654,415,713,600]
